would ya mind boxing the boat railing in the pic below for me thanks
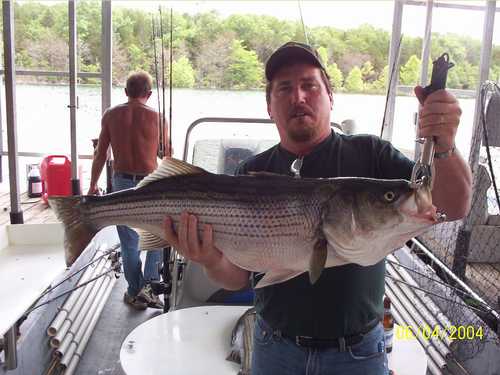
[182,116,343,163]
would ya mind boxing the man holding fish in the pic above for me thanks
[163,42,472,374]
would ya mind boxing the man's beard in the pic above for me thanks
[287,119,317,142]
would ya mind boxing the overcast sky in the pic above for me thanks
[114,0,499,45]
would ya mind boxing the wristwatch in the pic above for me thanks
[434,145,456,159]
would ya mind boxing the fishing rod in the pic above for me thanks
[25,266,120,315]
[289,0,309,177]
[151,15,162,143]
[380,34,403,138]
[169,8,173,156]
[386,258,498,314]
[385,274,495,317]
[161,8,174,312]
[297,0,309,45]
[158,6,166,159]
[35,245,120,302]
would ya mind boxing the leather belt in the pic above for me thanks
[288,318,379,350]
[114,172,147,181]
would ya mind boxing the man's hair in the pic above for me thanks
[126,71,153,98]
[265,66,332,105]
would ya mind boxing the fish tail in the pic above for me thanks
[49,196,97,266]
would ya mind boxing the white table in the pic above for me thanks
[120,305,246,375]
[120,306,427,375]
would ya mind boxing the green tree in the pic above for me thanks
[317,46,329,67]
[327,63,343,90]
[172,56,196,88]
[447,65,462,89]
[360,61,376,84]
[195,32,233,88]
[400,55,421,85]
[344,67,363,92]
[8,2,499,91]
[461,62,478,89]
[224,40,263,89]
[491,65,500,83]
[370,65,389,92]
[128,44,149,71]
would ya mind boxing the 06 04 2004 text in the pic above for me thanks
[395,324,484,341]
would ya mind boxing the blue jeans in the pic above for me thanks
[112,174,162,297]
[252,315,388,375]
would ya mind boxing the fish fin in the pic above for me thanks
[136,229,170,250]
[48,196,97,266]
[325,243,350,267]
[136,157,207,188]
[308,238,327,284]
[254,269,304,288]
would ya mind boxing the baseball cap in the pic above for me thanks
[265,41,328,81]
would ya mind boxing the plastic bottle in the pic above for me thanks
[28,165,43,198]
[383,296,394,353]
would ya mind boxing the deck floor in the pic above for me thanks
[0,190,58,225]
[73,276,162,375]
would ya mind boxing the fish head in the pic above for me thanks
[320,178,439,266]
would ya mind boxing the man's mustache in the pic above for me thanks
[289,105,313,118]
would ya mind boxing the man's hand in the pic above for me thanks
[164,212,223,268]
[414,86,472,221]
[414,86,462,153]
[163,212,250,290]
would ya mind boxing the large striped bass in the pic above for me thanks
[50,158,440,288]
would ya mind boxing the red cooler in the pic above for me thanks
[40,155,72,204]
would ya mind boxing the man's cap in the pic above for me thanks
[265,41,328,81]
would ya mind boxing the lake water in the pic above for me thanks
[0,84,478,191]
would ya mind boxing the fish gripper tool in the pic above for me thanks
[410,52,454,189]
[291,156,304,178]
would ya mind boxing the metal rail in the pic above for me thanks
[181,117,275,162]
[0,151,94,160]
[182,117,343,162]
[405,0,500,12]
[0,70,101,78]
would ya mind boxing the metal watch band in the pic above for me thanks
[434,145,456,159]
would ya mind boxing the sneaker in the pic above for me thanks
[139,284,164,309]
[123,291,148,310]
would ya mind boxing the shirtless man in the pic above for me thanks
[89,71,170,310]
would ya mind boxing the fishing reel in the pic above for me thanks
[150,279,172,297]
[108,250,122,278]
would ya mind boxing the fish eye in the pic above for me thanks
[384,191,396,202]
